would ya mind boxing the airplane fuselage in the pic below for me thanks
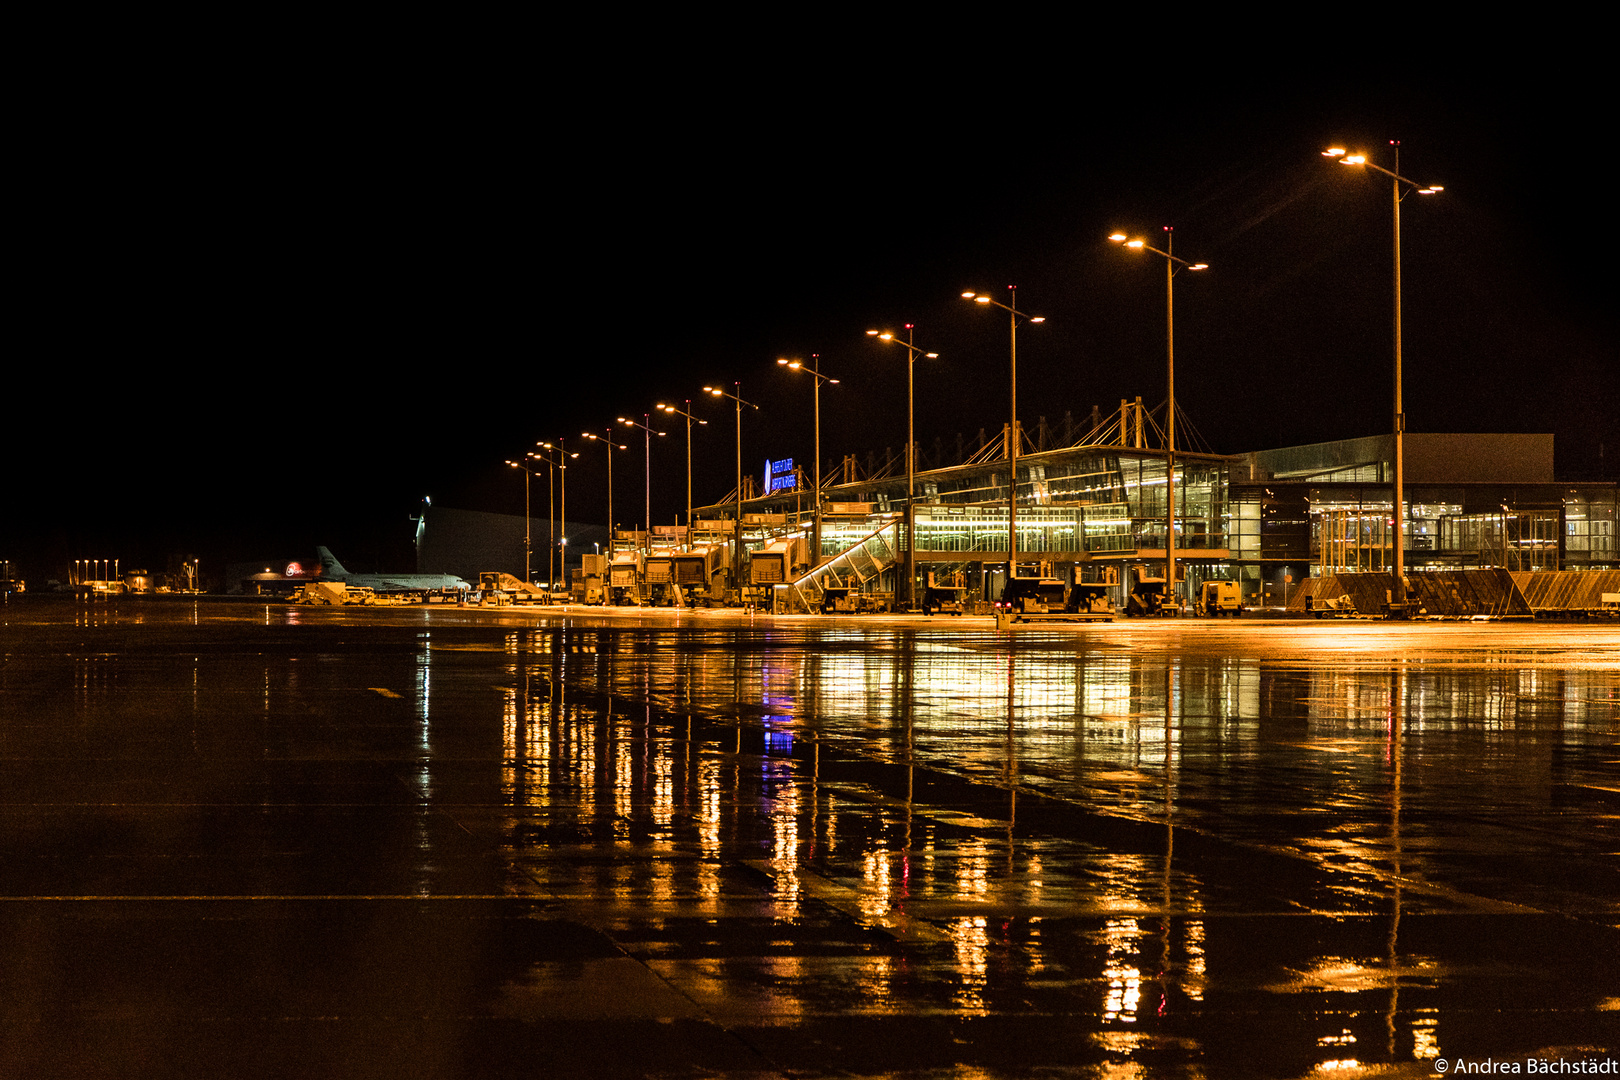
[314,547,468,594]
[329,572,469,593]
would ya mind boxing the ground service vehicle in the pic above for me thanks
[1126,567,1182,617]
[293,582,378,605]
[478,572,545,605]
[921,571,967,616]
[574,554,607,604]
[1000,564,1068,614]
[1065,579,1116,617]
[1305,593,1356,618]
[820,586,891,614]
[999,562,1116,622]
[1196,580,1243,616]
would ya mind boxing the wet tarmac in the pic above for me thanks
[1,597,1616,1078]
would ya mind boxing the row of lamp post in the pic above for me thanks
[507,440,576,586]
[503,145,1431,615]
[868,290,1046,612]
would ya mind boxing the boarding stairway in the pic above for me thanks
[778,519,900,613]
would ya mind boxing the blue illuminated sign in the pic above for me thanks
[763,457,797,494]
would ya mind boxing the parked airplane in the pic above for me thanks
[315,547,469,595]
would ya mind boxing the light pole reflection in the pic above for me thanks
[1387,663,1407,1059]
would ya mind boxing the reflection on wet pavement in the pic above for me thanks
[0,602,1615,1077]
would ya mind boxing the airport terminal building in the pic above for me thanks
[693,423,1617,608]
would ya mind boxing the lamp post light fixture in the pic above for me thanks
[579,430,628,556]
[524,450,558,585]
[1106,233,1206,610]
[960,289,1044,594]
[866,326,940,611]
[617,414,666,553]
[532,441,576,587]
[776,355,840,569]
[656,401,708,550]
[704,382,760,599]
[505,458,540,583]
[1323,144,1443,618]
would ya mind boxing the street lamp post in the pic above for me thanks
[1106,233,1207,610]
[704,382,759,599]
[525,450,557,585]
[579,430,628,555]
[617,414,666,553]
[961,289,1044,594]
[505,458,538,582]
[776,355,839,568]
[533,442,576,587]
[1323,144,1443,618]
[866,326,939,610]
[657,401,708,550]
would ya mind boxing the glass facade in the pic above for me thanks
[1565,491,1618,561]
[722,440,1616,586]
[835,450,1230,556]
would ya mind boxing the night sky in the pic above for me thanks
[8,38,1613,581]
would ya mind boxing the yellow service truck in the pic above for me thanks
[1195,580,1243,616]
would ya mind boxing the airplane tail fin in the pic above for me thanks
[315,547,349,577]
